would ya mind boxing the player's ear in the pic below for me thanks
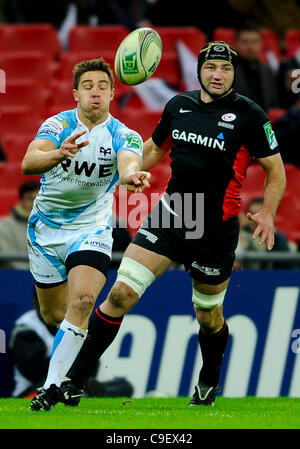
[73,88,79,102]
[110,87,115,101]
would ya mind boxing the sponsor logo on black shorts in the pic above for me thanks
[191,262,221,276]
[139,229,158,243]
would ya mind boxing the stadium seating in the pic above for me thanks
[268,108,287,124]
[0,107,44,136]
[57,51,116,79]
[0,162,40,189]
[274,192,300,242]
[0,188,19,216]
[152,26,207,56]
[1,80,50,115]
[260,28,282,62]
[151,53,183,89]
[0,51,55,85]
[68,25,128,53]
[213,28,236,47]
[1,134,35,162]
[118,109,162,141]
[285,29,300,57]
[284,163,300,200]
[0,24,61,58]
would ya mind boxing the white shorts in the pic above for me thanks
[27,214,113,285]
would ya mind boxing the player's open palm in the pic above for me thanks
[60,130,89,159]
[247,210,275,251]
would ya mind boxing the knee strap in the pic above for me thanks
[192,287,227,310]
[116,257,156,298]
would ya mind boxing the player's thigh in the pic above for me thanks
[35,281,69,326]
[123,242,173,277]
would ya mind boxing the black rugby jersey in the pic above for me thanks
[152,89,280,224]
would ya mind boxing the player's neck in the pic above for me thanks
[200,88,232,103]
[77,107,109,130]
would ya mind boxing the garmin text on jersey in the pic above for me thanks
[172,129,226,151]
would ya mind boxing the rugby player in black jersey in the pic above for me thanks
[58,41,286,409]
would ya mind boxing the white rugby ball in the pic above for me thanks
[114,27,162,86]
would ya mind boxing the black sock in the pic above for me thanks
[68,307,123,389]
[198,320,229,387]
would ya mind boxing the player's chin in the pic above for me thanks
[208,87,227,97]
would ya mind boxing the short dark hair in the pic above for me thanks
[73,58,114,90]
[19,181,40,199]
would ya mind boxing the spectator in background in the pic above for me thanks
[227,0,300,46]
[0,180,40,270]
[234,25,279,112]
[277,48,300,109]
[236,197,296,269]
[272,93,300,168]
[9,289,133,398]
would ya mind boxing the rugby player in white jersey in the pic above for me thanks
[22,58,150,411]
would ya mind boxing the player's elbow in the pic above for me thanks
[21,156,38,175]
[21,159,33,175]
[21,157,30,174]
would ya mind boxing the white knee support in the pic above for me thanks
[192,287,227,310]
[116,257,156,298]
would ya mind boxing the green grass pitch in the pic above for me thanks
[0,397,300,429]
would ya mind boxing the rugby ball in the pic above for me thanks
[114,27,162,86]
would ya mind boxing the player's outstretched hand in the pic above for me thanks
[247,211,275,251]
[59,130,89,159]
[125,171,151,193]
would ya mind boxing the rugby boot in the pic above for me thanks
[30,384,65,411]
[188,381,218,406]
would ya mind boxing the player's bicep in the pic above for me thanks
[25,138,57,157]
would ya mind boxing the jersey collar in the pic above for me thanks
[198,89,235,108]
[75,108,111,131]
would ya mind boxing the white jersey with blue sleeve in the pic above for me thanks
[31,108,143,230]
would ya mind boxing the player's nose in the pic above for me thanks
[212,70,222,79]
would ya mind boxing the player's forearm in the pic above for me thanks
[143,148,164,170]
[119,160,142,185]
[143,139,168,170]
[262,167,286,218]
[22,148,64,175]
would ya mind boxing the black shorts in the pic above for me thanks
[132,199,240,285]
[35,250,111,289]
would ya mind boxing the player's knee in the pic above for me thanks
[108,281,139,312]
[71,291,96,317]
[192,287,226,333]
